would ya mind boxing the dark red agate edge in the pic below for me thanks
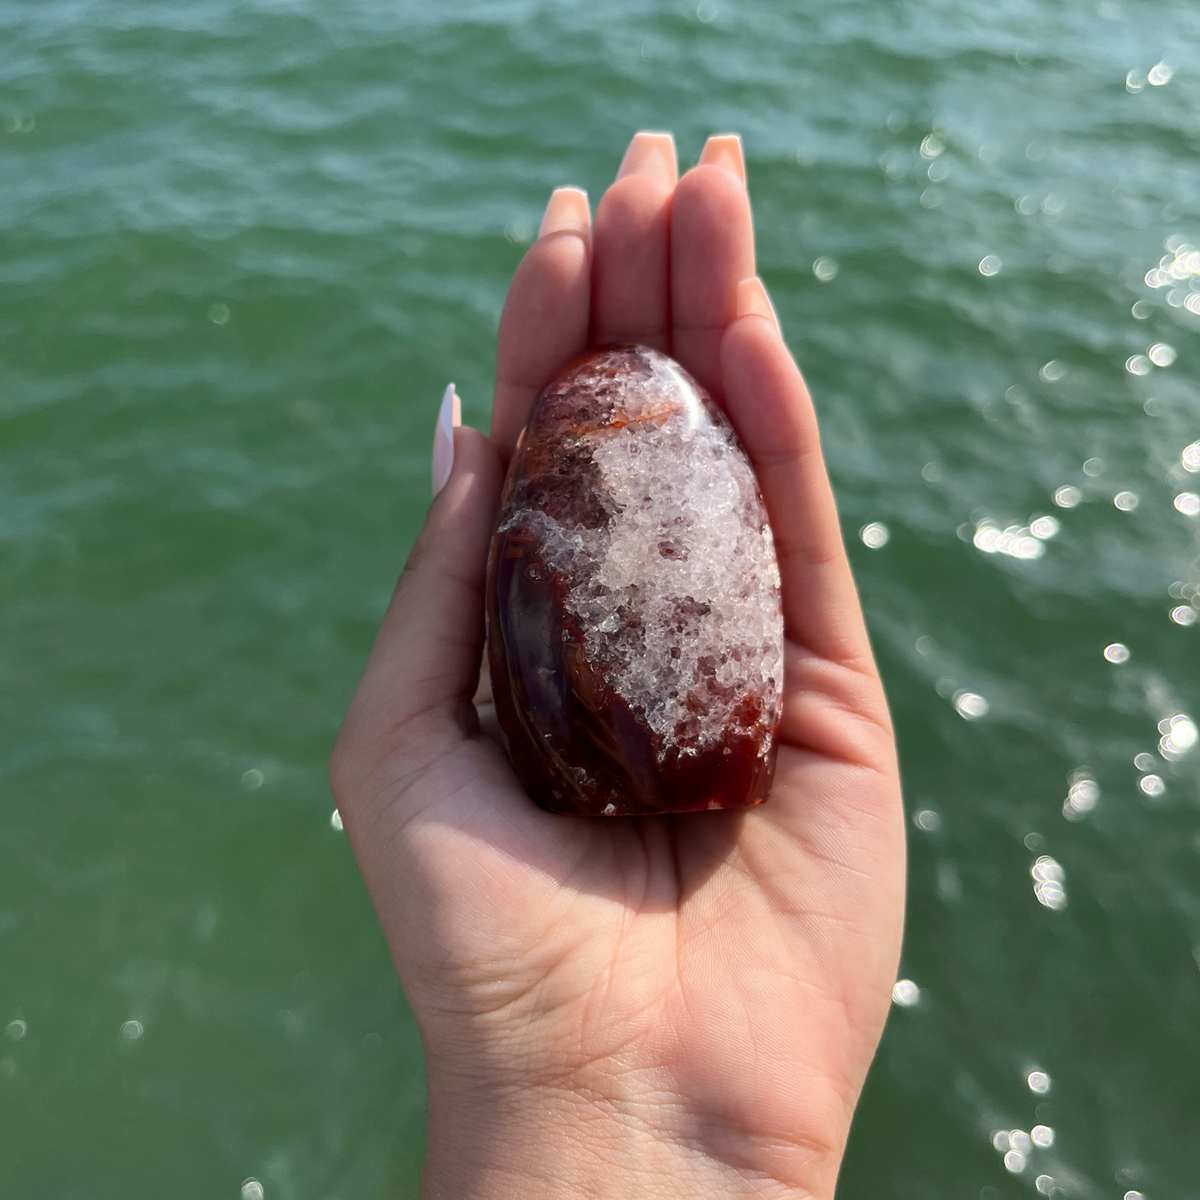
[486,346,781,817]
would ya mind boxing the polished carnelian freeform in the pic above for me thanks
[486,345,784,816]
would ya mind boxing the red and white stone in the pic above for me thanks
[487,345,784,816]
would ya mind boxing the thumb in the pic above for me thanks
[331,417,505,800]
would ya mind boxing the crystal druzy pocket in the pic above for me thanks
[486,345,784,816]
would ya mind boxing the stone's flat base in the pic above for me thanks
[487,345,785,816]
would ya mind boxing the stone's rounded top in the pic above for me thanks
[520,344,726,454]
[488,344,785,816]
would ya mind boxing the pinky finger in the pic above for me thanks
[719,281,875,673]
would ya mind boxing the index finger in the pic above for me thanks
[490,187,592,460]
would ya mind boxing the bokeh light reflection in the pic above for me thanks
[1031,1124,1054,1147]
[860,522,890,548]
[1027,1069,1052,1093]
[954,691,989,719]
[1063,775,1098,820]
[1031,862,1066,910]
[973,519,1045,559]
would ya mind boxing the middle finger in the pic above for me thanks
[590,131,677,351]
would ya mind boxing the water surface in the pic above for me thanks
[2,1,1199,1195]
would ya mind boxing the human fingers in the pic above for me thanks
[719,280,878,676]
[590,131,676,351]
[491,187,592,461]
[670,135,756,405]
[330,401,505,806]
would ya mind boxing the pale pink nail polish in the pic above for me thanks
[616,131,678,186]
[698,134,746,183]
[735,276,781,334]
[538,187,592,240]
[432,382,461,496]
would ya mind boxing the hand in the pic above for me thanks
[330,131,905,1200]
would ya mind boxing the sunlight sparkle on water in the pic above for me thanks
[1031,1124,1054,1147]
[813,256,838,282]
[1174,493,1199,516]
[1159,714,1197,758]
[1145,239,1200,289]
[973,520,1044,558]
[1114,491,1139,511]
[241,1182,265,1200]
[1031,861,1066,909]
[1104,643,1130,663]
[1027,1069,1052,1093]
[892,979,920,1006]
[1063,775,1098,820]
[1171,606,1197,626]
[860,522,889,548]
[1054,486,1082,508]
[954,691,988,719]
[979,255,1002,276]
[1036,1177,1055,1195]
[1182,442,1200,473]
[1007,1130,1033,1154]
[1040,360,1067,382]
[1139,774,1165,796]
[330,809,344,831]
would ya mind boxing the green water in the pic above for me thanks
[3,1,1199,1195]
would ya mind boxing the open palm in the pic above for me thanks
[331,133,905,1199]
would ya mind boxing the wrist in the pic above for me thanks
[420,1070,839,1200]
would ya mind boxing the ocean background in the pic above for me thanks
[2,0,1199,1195]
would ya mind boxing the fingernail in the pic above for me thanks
[538,187,592,240]
[735,276,781,334]
[616,131,678,186]
[698,134,746,183]
[432,382,461,496]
